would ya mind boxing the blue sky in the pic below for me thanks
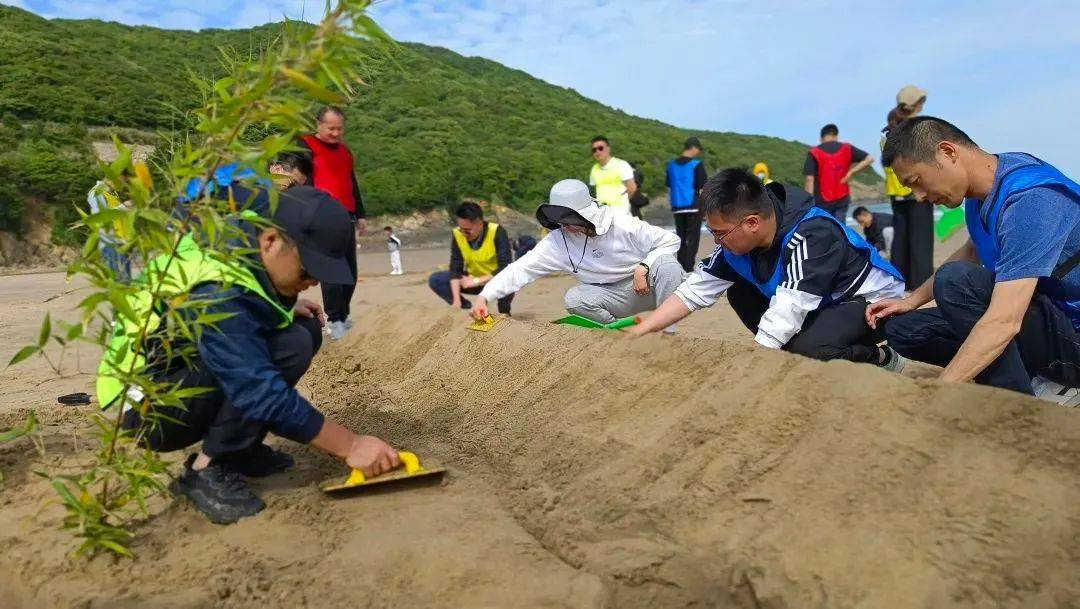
[9,0,1080,175]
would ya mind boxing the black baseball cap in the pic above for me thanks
[684,136,704,151]
[273,186,355,285]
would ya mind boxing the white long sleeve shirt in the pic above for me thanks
[481,213,680,302]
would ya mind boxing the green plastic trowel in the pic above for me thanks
[552,314,640,330]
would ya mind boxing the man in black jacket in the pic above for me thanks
[630,169,907,369]
[853,206,894,256]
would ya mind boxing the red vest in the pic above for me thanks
[301,134,357,213]
[809,143,853,203]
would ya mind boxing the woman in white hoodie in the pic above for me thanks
[471,179,683,324]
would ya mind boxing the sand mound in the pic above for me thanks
[2,306,1078,608]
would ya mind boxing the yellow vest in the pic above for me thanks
[96,234,293,409]
[885,167,912,197]
[453,222,500,277]
[590,159,632,212]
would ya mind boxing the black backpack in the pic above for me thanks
[629,162,650,209]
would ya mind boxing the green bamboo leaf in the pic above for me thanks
[8,345,39,367]
[38,313,52,347]
[279,66,346,104]
[98,539,134,558]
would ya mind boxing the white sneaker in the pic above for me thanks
[329,321,348,341]
[1032,376,1080,407]
[877,345,906,373]
[390,270,403,275]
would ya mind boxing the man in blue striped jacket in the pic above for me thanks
[630,168,907,369]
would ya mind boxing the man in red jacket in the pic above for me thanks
[299,105,367,340]
[804,124,875,222]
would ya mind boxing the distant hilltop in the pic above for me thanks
[0,4,880,224]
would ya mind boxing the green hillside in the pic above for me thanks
[0,4,878,232]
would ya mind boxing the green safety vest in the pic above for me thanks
[96,234,293,409]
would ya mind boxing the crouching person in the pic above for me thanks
[470,179,684,327]
[98,185,400,524]
[629,168,908,370]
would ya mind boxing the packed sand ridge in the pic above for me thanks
[2,303,1078,608]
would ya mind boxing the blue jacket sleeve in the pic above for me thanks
[190,285,325,443]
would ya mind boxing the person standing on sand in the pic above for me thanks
[868,116,1080,405]
[385,226,403,275]
[470,179,683,329]
[629,168,908,371]
[299,105,366,341]
[804,124,875,222]
[100,184,400,524]
[882,86,934,288]
[588,135,636,217]
[428,202,515,315]
[667,137,708,272]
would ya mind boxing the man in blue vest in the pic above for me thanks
[629,168,908,370]
[115,181,401,524]
[868,117,1080,404]
[666,137,708,271]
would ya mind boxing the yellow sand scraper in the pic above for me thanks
[467,314,505,332]
[321,451,446,494]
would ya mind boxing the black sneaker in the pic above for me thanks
[171,454,266,524]
[219,444,295,478]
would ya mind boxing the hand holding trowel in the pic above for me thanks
[321,440,446,495]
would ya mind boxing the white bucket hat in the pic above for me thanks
[535,179,610,234]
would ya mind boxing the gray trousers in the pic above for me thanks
[563,254,685,323]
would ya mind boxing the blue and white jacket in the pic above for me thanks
[675,183,906,348]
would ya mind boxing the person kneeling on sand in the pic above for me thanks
[99,184,400,524]
[628,168,908,370]
[470,179,683,327]
[868,116,1080,405]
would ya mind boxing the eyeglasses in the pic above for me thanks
[707,217,749,244]
[591,146,606,153]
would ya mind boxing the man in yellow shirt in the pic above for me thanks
[588,135,636,217]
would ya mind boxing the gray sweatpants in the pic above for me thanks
[563,253,685,323]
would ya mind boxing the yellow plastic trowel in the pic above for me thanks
[321,451,446,494]
[467,314,504,332]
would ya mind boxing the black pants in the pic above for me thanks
[890,196,934,289]
[727,280,882,362]
[816,195,851,223]
[674,212,703,272]
[121,316,323,458]
[322,219,358,323]
[884,261,1080,395]
[427,270,514,314]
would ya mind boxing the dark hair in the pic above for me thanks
[317,105,345,122]
[455,202,484,221]
[699,168,772,219]
[853,206,871,218]
[591,135,609,146]
[273,151,313,181]
[820,123,839,138]
[383,226,393,231]
[881,116,978,167]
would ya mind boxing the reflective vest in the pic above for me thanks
[301,134,358,213]
[723,206,903,303]
[809,143,853,203]
[884,167,912,198]
[96,234,293,409]
[965,156,1080,328]
[667,158,701,211]
[453,222,500,277]
[590,158,632,213]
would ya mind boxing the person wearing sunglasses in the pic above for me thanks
[588,135,636,217]
[470,179,683,328]
[101,182,400,525]
[628,168,908,371]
